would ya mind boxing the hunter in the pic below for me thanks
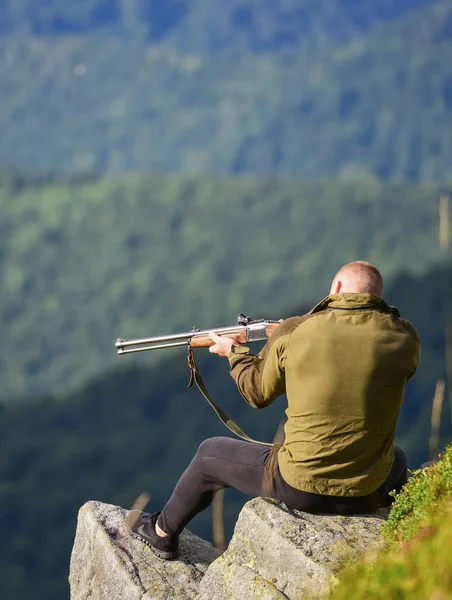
[127,261,420,560]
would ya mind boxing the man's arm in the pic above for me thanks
[399,318,421,380]
[210,317,305,409]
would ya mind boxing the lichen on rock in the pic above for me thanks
[69,498,389,600]
[199,498,389,600]
[69,501,220,600]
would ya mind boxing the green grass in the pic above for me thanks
[383,445,452,543]
[328,445,452,599]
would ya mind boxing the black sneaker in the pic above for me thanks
[126,510,179,560]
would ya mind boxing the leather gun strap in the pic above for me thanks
[187,348,272,447]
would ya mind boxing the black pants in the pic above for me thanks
[158,437,407,536]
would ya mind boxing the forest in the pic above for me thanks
[0,0,451,179]
[0,0,434,47]
[0,171,448,399]
[1,1,452,598]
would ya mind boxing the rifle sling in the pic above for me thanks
[187,348,272,447]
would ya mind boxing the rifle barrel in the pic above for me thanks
[115,324,246,353]
[117,340,189,354]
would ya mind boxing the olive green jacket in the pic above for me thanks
[228,293,420,496]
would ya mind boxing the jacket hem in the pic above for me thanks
[278,456,392,498]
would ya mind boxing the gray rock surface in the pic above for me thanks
[198,498,389,600]
[69,501,220,600]
[70,498,389,600]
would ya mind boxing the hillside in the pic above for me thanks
[0,0,434,51]
[0,172,448,399]
[0,0,451,179]
[1,264,450,600]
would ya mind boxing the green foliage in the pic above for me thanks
[1,3,451,598]
[329,448,452,600]
[0,172,447,400]
[329,504,452,599]
[0,0,434,51]
[382,445,452,542]
[0,1,451,179]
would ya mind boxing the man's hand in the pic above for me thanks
[208,331,239,358]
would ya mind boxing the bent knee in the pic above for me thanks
[196,437,219,460]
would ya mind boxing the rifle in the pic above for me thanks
[115,314,283,446]
[115,314,282,355]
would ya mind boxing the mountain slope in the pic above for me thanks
[0,172,447,399]
[0,1,451,178]
[0,0,435,51]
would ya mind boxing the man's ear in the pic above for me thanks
[331,279,342,294]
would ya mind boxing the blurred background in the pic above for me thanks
[0,1,451,598]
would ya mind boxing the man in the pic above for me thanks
[127,261,420,560]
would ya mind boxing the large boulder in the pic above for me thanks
[198,498,389,600]
[69,498,389,600]
[69,501,220,600]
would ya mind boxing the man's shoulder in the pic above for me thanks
[396,316,421,344]
[274,314,316,337]
[383,302,420,343]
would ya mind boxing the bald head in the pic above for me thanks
[330,261,383,297]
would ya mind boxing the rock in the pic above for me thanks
[199,558,289,600]
[198,498,389,600]
[69,501,220,600]
[70,498,389,600]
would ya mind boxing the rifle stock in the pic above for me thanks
[189,330,248,348]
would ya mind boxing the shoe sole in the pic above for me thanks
[128,529,179,561]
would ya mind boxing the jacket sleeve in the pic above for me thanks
[400,318,421,380]
[228,317,304,409]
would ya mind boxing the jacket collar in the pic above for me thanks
[310,293,400,316]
